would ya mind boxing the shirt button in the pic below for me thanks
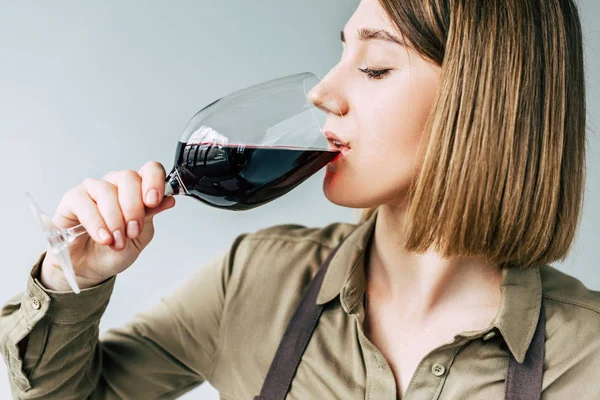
[431,363,446,377]
[483,331,496,341]
[30,297,41,310]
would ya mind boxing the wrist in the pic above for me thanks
[39,256,104,292]
[40,257,75,292]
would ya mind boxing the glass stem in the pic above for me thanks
[64,225,88,244]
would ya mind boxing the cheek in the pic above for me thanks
[358,75,433,174]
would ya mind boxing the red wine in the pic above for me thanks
[166,142,340,210]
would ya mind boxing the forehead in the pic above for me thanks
[345,0,396,32]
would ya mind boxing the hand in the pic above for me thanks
[40,161,176,291]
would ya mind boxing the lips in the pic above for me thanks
[323,130,351,155]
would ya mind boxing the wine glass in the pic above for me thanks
[25,72,341,293]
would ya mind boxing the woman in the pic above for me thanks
[1,0,596,398]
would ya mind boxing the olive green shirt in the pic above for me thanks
[2,211,600,399]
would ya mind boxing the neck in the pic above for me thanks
[366,205,503,320]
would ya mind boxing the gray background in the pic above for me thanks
[0,1,597,398]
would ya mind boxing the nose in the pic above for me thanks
[307,75,348,117]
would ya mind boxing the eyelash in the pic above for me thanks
[359,67,391,80]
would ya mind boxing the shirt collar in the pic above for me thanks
[316,208,543,364]
[316,209,377,310]
[493,265,542,363]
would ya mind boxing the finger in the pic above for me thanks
[56,187,113,246]
[144,196,176,220]
[102,171,119,181]
[139,161,166,208]
[114,170,145,240]
[82,178,127,250]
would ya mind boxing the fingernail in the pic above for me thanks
[127,220,140,239]
[146,189,159,206]
[98,228,111,241]
[113,230,125,249]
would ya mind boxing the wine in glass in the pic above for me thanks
[26,72,341,293]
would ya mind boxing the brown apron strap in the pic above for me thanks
[254,243,343,400]
[506,297,546,400]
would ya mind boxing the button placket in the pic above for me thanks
[354,313,396,399]
[403,343,465,398]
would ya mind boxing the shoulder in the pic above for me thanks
[230,220,357,269]
[540,264,600,314]
[209,221,356,370]
[224,220,357,294]
[245,221,356,248]
[539,265,600,389]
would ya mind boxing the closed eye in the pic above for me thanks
[359,67,392,80]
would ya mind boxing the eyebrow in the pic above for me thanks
[340,28,405,46]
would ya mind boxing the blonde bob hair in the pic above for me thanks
[361,0,587,269]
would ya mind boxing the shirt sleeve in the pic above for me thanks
[0,234,246,400]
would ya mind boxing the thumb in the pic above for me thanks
[145,196,176,221]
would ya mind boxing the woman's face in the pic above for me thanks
[309,0,441,209]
